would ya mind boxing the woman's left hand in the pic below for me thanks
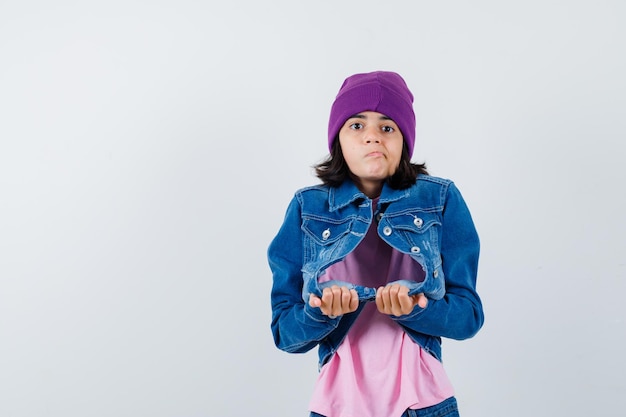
[375,283,428,316]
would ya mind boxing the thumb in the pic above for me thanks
[309,294,322,308]
[415,293,428,309]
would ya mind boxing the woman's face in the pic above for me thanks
[338,111,404,197]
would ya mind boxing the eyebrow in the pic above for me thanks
[349,113,393,121]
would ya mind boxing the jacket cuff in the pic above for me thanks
[304,303,341,323]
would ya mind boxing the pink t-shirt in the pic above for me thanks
[309,200,454,417]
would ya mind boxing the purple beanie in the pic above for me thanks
[328,71,416,156]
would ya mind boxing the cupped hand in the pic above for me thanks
[309,285,359,318]
[375,283,428,316]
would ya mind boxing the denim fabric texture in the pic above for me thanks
[405,397,460,417]
[309,396,460,417]
[268,175,483,367]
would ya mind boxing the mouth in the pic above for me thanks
[366,151,384,158]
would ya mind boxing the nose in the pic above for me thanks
[363,126,381,144]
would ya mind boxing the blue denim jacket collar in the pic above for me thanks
[328,178,410,211]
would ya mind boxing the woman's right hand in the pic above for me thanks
[308,285,359,318]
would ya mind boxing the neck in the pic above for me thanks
[352,176,383,199]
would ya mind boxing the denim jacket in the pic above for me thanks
[268,175,483,368]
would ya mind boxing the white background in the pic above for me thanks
[1,1,624,416]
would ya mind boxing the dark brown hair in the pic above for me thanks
[314,137,428,189]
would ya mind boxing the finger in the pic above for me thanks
[340,287,353,312]
[320,287,331,308]
[320,286,336,315]
[397,287,415,315]
[379,285,393,315]
[349,289,359,312]
[309,294,322,308]
[329,285,343,316]
[388,284,404,316]
[415,293,428,309]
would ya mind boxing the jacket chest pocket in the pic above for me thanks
[380,211,442,255]
[302,217,355,246]
[302,217,357,263]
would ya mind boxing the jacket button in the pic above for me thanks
[376,213,383,222]
[411,246,420,253]
[383,226,392,236]
[322,228,331,240]
[433,269,439,278]
[413,217,424,228]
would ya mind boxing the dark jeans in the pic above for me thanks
[310,396,460,417]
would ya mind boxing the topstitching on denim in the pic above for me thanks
[268,174,483,367]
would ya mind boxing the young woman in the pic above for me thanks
[268,71,483,417]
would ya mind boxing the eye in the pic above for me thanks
[381,125,395,133]
[349,122,364,130]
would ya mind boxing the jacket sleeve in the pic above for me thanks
[268,195,341,354]
[393,182,484,340]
